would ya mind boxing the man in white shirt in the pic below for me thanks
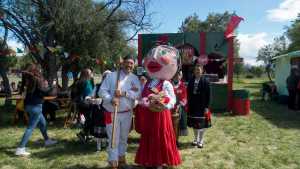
[99,55,141,169]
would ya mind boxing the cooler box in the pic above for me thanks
[232,89,250,115]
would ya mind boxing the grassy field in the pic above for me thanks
[0,78,300,169]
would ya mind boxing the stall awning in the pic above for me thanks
[272,50,300,60]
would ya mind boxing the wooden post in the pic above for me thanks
[227,37,234,111]
[111,65,121,149]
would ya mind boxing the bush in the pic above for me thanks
[245,74,254,79]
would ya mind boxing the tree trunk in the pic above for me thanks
[266,65,273,82]
[44,51,58,84]
[43,29,58,85]
[267,70,273,82]
[0,68,12,105]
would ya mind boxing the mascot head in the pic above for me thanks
[144,45,179,80]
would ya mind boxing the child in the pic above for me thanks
[187,61,211,148]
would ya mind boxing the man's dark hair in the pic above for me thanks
[123,55,135,61]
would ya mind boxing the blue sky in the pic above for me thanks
[145,0,300,65]
[8,0,300,65]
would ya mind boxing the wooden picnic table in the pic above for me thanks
[9,95,72,125]
[8,95,58,101]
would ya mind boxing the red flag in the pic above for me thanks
[225,15,244,39]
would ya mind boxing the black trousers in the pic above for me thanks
[288,89,298,110]
[43,101,59,121]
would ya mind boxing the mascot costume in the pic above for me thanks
[135,45,181,168]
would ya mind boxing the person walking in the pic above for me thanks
[15,64,57,156]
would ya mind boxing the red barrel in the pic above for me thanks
[232,90,250,115]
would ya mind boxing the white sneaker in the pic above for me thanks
[45,139,57,146]
[15,147,30,156]
[192,140,198,146]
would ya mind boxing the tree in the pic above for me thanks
[0,0,153,89]
[273,35,288,55]
[257,45,275,81]
[0,38,17,104]
[248,66,264,78]
[234,62,245,79]
[178,12,240,58]
[257,36,287,81]
[179,12,233,32]
[286,14,300,52]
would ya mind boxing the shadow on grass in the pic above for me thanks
[242,85,262,89]
[178,142,195,150]
[212,111,233,117]
[127,136,140,144]
[31,139,98,159]
[64,164,103,169]
[251,99,300,129]
[0,104,17,128]
[251,91,261,98]
[0,145,18,158]
[63,164,144,169]
[0,138,99,158]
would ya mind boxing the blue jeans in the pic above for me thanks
[19,104,49,148]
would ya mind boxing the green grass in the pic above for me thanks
[0,78,300,169]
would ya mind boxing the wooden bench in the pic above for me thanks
[62,101,79,128]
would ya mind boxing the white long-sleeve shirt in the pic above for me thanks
[99,70,141,113]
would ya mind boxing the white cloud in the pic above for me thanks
[7,40,23,51]
[237,32,270,65]
[267,0,300,22]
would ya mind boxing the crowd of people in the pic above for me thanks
[14,45,212,169]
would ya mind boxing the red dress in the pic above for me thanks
[135,80,181,167]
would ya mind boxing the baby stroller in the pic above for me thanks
[77,101,108,151]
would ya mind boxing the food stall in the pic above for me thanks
[137,32,235,112]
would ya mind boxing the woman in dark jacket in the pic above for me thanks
[16,64,57,156]
[187,63,211,148]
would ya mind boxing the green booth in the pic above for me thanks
[138,32,235,112]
